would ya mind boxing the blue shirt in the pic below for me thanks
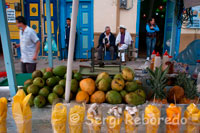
[146,24,159,33]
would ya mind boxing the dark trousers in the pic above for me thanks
[21,62,37,73]
[62,45,76,60]
[97,46,115,60]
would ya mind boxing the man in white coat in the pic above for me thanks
[116,25,132,63]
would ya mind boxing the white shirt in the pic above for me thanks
[103,33,110,44]
[20,26,39,63]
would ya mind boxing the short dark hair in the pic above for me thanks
[66,18,71,21]
[16,16,27,25]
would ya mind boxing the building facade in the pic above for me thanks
[4,0,200,59]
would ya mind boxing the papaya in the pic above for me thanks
[80,78,95,95]
[95,72,110,84]
[90,91,106,103]
[111,78,125,91]
[125,92,145,105]
[76,91,89,103]
[122,67,134,81]
[106,90,122,104]
[125,81,138,92]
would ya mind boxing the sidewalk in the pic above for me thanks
[0,56,146,73]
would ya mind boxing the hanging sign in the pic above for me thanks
[184,0,200,8]
[183,6,200,28]
[6,9,16,23]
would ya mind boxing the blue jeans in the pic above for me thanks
[146,37,156,58]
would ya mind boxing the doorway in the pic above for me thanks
[0,36,2,56]
[138,0,167,58]
[65,1,93,59]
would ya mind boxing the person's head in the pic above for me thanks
[119,25,126,34]
[16,16,27,29]
[148,18,155,25]
[66,18,71,26]
[105,26,111,35]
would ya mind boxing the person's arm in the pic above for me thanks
[98,33,104,47]
[30,30,40,60]
[33,41,40,60]
[146,24,155,33]
[154,25,160,32]
[14,44,20,48]
[115,33,121,46]
[109,34,115,46]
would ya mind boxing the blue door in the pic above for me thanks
[66,1,93,59]
[24,0,58,56]
[163,0,180,57]
[24,0,41,55]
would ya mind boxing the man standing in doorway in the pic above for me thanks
[116,25,132,63]
[64,18,76,60]
[15,16,40,73]
[65,18,71,52]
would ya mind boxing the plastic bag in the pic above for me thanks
[44,38,58,52]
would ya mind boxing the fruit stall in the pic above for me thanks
[1,64,200,132]
[1,0,200,133]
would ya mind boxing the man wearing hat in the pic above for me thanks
[116,25,132,63]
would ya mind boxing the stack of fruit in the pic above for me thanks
[23,65,82,108]
[75,67,146,105]
[147,66,199,104]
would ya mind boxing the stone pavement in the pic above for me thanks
[0,56,146,73]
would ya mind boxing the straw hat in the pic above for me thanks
[119,25,126,29]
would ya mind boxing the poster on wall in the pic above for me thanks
[184,0,200,8]
[182,6,200,28]
[6,9,16,23]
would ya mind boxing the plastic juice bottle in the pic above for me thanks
[150,50,156,70]
[154,52,161,71]
[192,60,200,80]
[197,72,200,93]
[162,51,169,71]
[196,60,200,92]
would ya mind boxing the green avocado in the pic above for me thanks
[53,65,67,77]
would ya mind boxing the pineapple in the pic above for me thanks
[147,66,169,103]
[176,73,198,101]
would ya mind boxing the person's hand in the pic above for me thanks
[150,26,154,29]
[106,44,110,48]
[32,55,37,60]
[14,44,20,48]
[118,43,122,47]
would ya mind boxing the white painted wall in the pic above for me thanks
[181,28,200,34]
[94,0,138,34]
[94,0,117,33]
[120,0,137,34]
